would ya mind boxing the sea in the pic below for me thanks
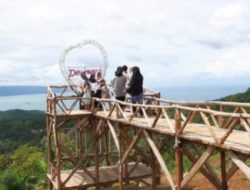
[0,86,248,111]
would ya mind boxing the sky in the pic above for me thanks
[0,0,250,88]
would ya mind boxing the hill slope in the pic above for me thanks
[218,87,250,102]
[0,109,45,153]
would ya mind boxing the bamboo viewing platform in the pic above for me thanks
[46,85,250,190]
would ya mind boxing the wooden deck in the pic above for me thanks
[95,111,250,155]
[46,86,250,190]
[47,163,152,189]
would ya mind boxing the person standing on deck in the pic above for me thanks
[122,65,129,81]
[126,66,144,114]
[111,67,127,103]
[122,65,132,88]
[80,82,92,110]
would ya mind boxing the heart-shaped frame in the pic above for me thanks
[59,39,108,94]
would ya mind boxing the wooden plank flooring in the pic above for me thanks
[47,163,151,189]
[95,111,250,155]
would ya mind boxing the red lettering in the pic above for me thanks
[69,69,101,78]
[69,69,76,77]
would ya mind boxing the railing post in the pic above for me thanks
[221,151,228,190]
[94,116,100,189]
[219,105,224,127]
[175,108,183,190]
[119,124,124,190]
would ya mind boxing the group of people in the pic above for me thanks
[111,65,144,106]
[79,65,144,111]
[79,73,110,109]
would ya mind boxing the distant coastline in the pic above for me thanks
[0,85,249,111]
[0,86,46,96]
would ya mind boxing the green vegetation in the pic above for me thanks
[0,110,46,190]
[0,88,249,189]
[218,87,250,102]
[0,109,45,153]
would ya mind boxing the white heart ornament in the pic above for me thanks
[59,39,108,94]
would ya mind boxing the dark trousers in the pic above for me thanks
[116,96,126,109]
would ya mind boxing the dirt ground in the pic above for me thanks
[161,170,250,190]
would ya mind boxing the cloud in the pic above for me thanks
[210,3,249,28]
[202,46,250,77]
[0,0,250,87]
[193,2,250,49]
[126,55,143,62]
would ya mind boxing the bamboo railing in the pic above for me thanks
[46,85,250,190]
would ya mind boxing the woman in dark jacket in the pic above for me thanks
[127,66,143,104]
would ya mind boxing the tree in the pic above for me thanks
[0,170,24,190]
[10,144,47,189]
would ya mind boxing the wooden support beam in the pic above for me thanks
[162,108,175,132]
[175,108,183,190]
[219,118,239,144]
[181,146,214,189]
[175,144,183,190]
[120,130,151,164]
[151,108,162,128]
[178,111,196,135]
[143,130,176,190]
[119,126,124,190]
[120,129,143,164]
[181,147,221,190]
[104,127,111,165]
[108,104,116,117]
[207,106,220,128]
[240,108,250,133]
[200,112,220,144]
[94,120,100,189]
[220,151,228,190]
[116,103,129,121]
[107,120,120,152]
[151,147,157,190]
[180,112,187,121]
[240,118,250,135]
[219,105,224,127]
[227,151,250,180]
[52,117,63,190]
[226,155,248,180]
[61,142,96,187]
[142,107,152,127]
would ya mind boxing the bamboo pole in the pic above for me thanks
[119,125,124,190]
[94,118,100,189]
[143,130,176,190]
[220,151,228,190]
[175,108,183,190]
[181,146,214,189]
[181,147,221,190]
[227,151,250,179]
